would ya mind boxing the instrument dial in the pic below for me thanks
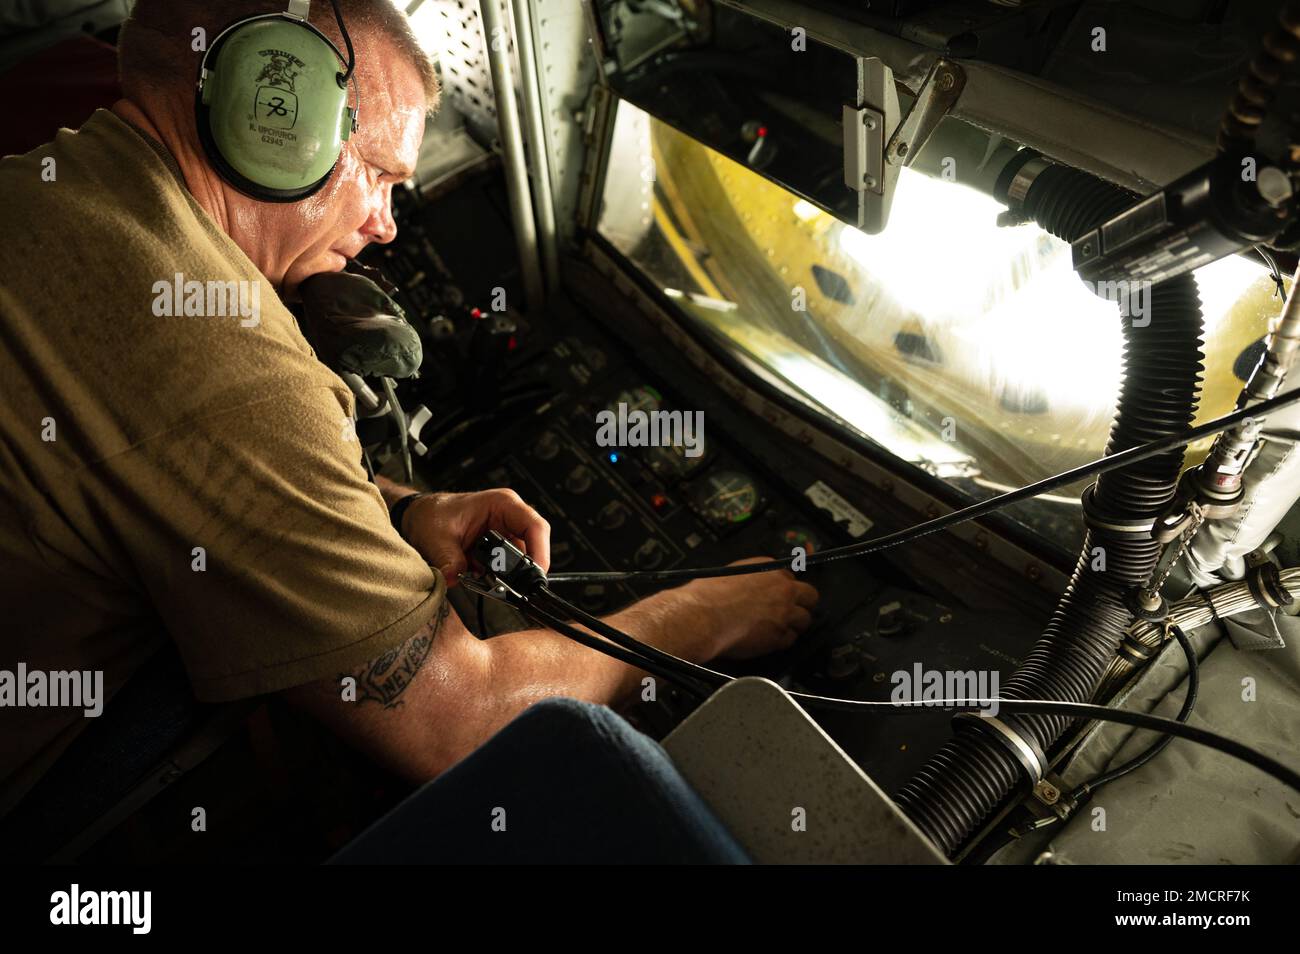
[644,439,708,480]
[686,470,760,527]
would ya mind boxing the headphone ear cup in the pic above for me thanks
[195,16,354,202]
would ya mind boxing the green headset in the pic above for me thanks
[195,0,360,202]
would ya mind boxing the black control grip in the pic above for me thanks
[473,530,548,594]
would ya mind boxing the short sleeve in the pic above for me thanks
[87,384,443,701]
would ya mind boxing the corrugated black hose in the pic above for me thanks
[893,158,1206,855]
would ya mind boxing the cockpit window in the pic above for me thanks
[597,100,1278,555]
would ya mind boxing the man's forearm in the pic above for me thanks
[487,584,717,707]
[411,589,718,776]
[290,587,721,782]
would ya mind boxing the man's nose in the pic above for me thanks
[362,188,398,245]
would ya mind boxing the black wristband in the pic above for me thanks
[389,492,432,540]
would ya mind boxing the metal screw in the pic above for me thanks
[863,175,877,188]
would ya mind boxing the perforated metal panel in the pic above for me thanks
[529,0,599,245]
[424,0,600,246]
[428,0,508,146]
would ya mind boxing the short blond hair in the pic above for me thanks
[118,0,439,112]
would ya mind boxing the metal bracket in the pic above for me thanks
[842,104,886,195]
[844,57,898,233]
[1153,469,1244,544]
[885,59,966,169]
[460,572,526,606]
[844,57,964,234]
[1024,771,1078,824]
[407,404,433,457]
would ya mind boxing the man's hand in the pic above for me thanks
[400,489,550,585]
[680,558,820,660]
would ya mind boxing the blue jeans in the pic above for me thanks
[330,698,750,864]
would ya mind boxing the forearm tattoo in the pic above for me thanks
[347,601,448,709]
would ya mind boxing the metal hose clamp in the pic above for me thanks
[955,712,1047,787]
[1006,155,1052,208]
[1081,483,1157,535]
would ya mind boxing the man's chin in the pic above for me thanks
[281,253,350,299]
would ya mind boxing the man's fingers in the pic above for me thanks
[438,554,468,588]
[791,581,820,610]
[463,488,551,572]
[487,491,551,572]
[786,606,813,632]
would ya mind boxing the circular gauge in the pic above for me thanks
[606,385,662,416]
[687,470,760,526]
[644,438,708,480]
[779,526,820,555]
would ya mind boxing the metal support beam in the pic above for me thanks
[479,0,546,310]
[511,0,561,292]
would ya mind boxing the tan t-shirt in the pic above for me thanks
[0,109,443,816]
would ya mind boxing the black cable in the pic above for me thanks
[534,589,731,688]
[958,823,1021,866]
[1070,623,1200,798]
[519,597,715,698]
[419,387,555,461]
[548,385,1300,585]
[329,0,356,82]
[527,587,1300,796]
[1256,245,1286,298]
